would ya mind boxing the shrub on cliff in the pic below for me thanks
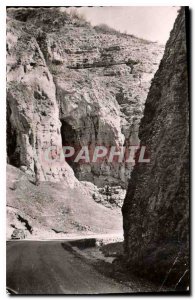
[68,8,86,22]
[94,24,119,35]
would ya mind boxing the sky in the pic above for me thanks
[76,6,179,44]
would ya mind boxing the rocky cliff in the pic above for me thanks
[122,8,189,287]
[7,7,163,188]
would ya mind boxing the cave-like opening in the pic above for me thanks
[60,119,81,176]
[6,103,20,167]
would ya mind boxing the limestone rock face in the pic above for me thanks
[7,15,75,185]
[122,8,189,285]
[7,8,163,187]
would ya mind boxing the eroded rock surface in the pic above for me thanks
[122,8,189,287]
[7,14,75,184]
[7,8,164,187]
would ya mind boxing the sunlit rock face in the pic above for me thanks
[6,14,76,185]
[7,8,163,187]
[122,8,189,286]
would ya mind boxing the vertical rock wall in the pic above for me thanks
[6,8,163,187]
[7,17,75,184]
[122,8,189,286]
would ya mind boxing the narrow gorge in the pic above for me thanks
[6,6,189,292]
[6,7,164,238]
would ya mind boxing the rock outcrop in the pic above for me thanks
[7,13,75,184]
[7,8,164,187]
[122,8,189,287]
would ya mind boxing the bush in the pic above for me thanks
[68,8,86,22]
[126,58,140,66]
[94,23,119,35]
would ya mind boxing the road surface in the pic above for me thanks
[7,240,133,295]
